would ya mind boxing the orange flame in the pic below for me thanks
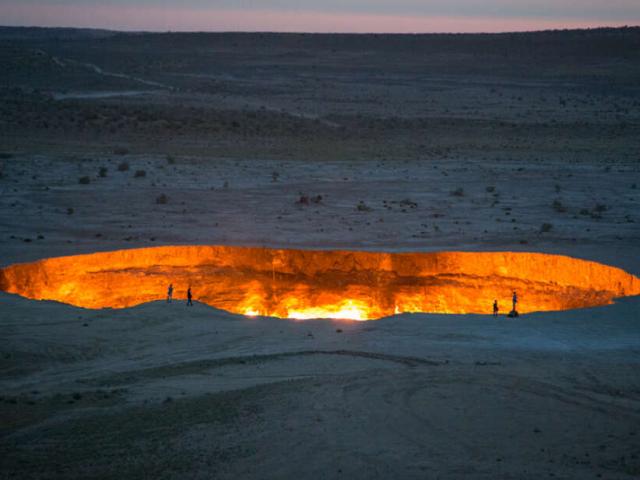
[1,246,638,320]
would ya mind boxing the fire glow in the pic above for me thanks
[1,246,639,320]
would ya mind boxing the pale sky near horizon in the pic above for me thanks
[1,0,639,33]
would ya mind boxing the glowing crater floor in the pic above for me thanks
[1,245,638,320]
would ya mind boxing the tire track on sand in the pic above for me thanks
[82,350,443,387]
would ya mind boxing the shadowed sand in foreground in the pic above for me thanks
[1,293,640,479]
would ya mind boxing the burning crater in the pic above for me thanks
[0,246,638,320]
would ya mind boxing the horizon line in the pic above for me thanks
[2,23,639,36]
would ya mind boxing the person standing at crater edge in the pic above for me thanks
[187,286,193,306]
[493,299,499,317]
[167,284,173,303]
[512,290,518,313]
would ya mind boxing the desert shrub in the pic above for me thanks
[356,201,372,212]
[540,223,553,233]
[590,204,607,220]
[0,153,13,159]
[450,188,464,197]
[399,199,418,208]
[156,193,168,204]
[486,186,495,193]
[166,155,175,164]
[78,176,90,184]
[99,167,108,177]
[594,204,608,212]
[579,209,590,215]
[67,207,74,215]
[113,147,129,156]
[134,170,146,178]
[117,161,129,172]
[552,199,567,213]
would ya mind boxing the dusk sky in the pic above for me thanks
[1,0,639,33]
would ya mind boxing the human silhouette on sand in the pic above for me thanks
[493,299,499,317]
[167,284,173,303]
[508,290,519,317]
[187,286,193,306]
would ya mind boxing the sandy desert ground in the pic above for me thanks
[1,27,640,479]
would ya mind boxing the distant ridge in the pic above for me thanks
[1,25,638,63]
[0,26,119,41]
[0,25,638,40]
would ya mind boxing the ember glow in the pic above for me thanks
[1,246,638,320]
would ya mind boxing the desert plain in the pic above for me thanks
[1,27,640,479]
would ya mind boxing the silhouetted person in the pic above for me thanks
[167,284,173,303]
[508,290,519,317]
[493,299,499,317]
[187,286,193,306]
